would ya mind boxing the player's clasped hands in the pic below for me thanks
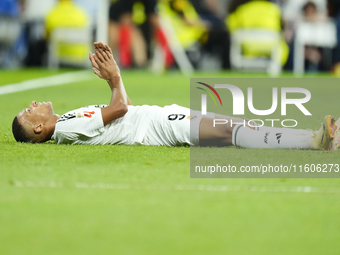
[89,42,120,81]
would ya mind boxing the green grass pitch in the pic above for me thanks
[1,69,340,254]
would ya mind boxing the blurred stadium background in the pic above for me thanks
[1,1,340,254]
[1,0,340,75]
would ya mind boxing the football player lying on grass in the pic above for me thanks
[12,42,339,150]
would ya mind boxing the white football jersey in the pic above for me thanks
[51,104,195,146]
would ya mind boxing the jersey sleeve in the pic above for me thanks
[52,107,105,144]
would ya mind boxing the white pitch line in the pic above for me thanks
[0,70,93,96]
[10,180,340,194]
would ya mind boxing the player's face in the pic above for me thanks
[17,101,55,128]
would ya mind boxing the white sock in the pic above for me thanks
[232,125,312,149]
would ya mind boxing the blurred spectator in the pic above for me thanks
[158,0,230,69]
[303,1,322,22]
[45,0,88,38]
[108,0,157,68]
[226,0,289,68]
[45,0,90,67]
[279,0,327,45]
[301,1,325,71]
[0,0,25,67]
[281,0,327,23]
[189,0,230,69]
[158,0,207,51]
[283,0,332,72]
[23,0,56,66]
[191,0,224,27]
[328,0,340,73]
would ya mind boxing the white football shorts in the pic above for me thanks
[143,104,215,146]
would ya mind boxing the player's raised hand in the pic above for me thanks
[89,42,120,82]
[94,42,105,50]
[89,52,102,78]
[94,42,113,56]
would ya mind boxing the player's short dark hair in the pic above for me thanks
[302,1,317,12]
[12,116,32,143]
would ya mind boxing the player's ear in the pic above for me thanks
[33,123,43,134]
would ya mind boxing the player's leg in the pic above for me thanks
[233,115,336,150]
[199,114,336,150]
[198,114,254,147]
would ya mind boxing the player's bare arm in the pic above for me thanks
[92,42,132,105]
[89,44,129,126]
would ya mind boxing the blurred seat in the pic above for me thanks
[0,15,20,45]
[48,27,92,68]
[45,0,91,69]
[0,0,21,67]
[226,1,288,76]
[0,15,21,67]
[294,21,337,75]
[230,29,283,75]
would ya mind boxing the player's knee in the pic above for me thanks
[221,125,233,145]
[210,124,233,146]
